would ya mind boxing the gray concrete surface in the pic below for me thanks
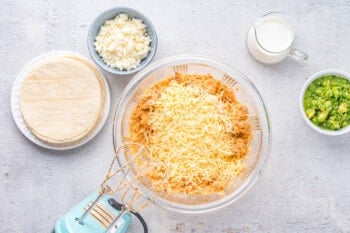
[1,0,350,232]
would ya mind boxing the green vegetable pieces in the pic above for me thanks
[304,75,350,130]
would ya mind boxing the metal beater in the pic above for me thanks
[53,143,166,233]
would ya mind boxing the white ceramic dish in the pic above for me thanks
[87,7,158,75]
[11,51,111,150]
[299,69,350,136]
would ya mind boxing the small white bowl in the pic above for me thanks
[87,7,158,75]
[299,69,350,136]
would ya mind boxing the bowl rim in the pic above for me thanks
[299,69,350,136]
[87,7,158,75]
[113,54,272,213]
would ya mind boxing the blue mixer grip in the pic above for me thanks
[54,192,132,233]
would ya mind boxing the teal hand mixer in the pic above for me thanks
[53,143,166,233]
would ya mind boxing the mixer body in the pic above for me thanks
[54,192,132,233]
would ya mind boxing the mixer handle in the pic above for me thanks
[108,198,148,233]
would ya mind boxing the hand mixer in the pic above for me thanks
[52,143,166,233]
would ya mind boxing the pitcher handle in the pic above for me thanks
[289,48,308,61]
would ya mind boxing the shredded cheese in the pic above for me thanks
[94,13,151,71]
[129,73,251,195]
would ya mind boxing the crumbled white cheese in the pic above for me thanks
[94,13,151,71]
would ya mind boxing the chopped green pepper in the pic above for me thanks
[304,75,350,130]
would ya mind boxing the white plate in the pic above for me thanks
[11,51,111,150]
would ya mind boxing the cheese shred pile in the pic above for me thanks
[94,14,151,71]
[129,73,251,195]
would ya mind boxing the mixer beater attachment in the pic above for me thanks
[53,143,167,233]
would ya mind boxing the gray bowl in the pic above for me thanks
[87,7,158,75]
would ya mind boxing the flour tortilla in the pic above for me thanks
[19,55,106,145]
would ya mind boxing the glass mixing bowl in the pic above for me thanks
[113,55,271,213]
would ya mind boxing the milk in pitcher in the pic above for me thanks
[247,13,295,64]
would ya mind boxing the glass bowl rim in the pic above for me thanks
[113,54,272,213]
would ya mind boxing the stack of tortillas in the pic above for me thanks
[19,54,107,147]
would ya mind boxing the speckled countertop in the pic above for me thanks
[1,0,349,232]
